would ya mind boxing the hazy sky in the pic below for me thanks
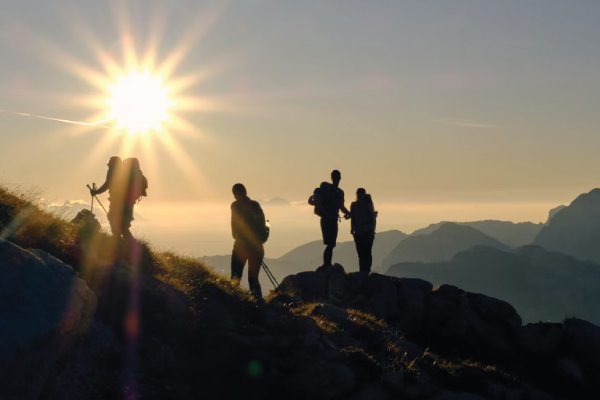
[1,1,600,255]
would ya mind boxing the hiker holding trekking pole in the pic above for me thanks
[309,170,351,268]
[230,183,270,299]
[90,156,148,241]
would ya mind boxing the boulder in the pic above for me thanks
[561,318,600,376]
[327,264,352,305]
[395,278,432,335]
[517,322,563,358]
[279,271,320,301]
[424,285,520,359]
[0,239,97,400]
[362,273,399,319]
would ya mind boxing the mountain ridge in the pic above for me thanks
[383,222,513,269]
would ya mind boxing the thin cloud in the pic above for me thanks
[436,118,502,130]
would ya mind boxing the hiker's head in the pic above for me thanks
[331,170,341,186]
[232,183,247,200]
[107,156,122,168]
[356,188,366,201]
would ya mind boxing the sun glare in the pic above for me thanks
[19,2,229,199]
[107,70,173,135]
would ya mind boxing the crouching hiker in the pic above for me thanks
[351,188,378,274]
[230,183,269,298]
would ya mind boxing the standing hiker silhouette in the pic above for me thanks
[310,170,350,267]
[91,157,147,241]
[230,183,268,298]
[350,188,377,273]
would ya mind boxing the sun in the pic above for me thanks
[106,70,173,135]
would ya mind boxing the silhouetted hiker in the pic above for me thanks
[309,170,350,267]
[351,188,378,273]
[91,157,147,241]
[230,183,268,298]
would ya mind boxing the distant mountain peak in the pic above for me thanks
[534,188,600,263]
[383,222,511,267]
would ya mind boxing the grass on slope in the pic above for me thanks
[0,185,253,307]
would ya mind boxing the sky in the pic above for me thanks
[1,0,600,256]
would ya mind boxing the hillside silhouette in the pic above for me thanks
[2,185,600,399]
[387,245,600,325]
[534,188,600,263]
[382,223,513,269]
[410,220,543,248]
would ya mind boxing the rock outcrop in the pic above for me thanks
[386,245,600,325]
[280,264,600,396]
[0,238,97,400]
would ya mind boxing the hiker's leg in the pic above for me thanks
[324,245,334,267]
[122,205,135,241]
[108,202,124,238]
[364,233,375,273]
[231,241,247,283]
[107,209,122,237]
[321,218,338,267]
[248,245,264,298]
[354,236,365,272]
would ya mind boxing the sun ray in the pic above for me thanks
[32,36,110,89]
[109,0,138,68]
[141,2,168,71]
[155,132,217,199]
[58,5,123,77]
[156,7,222,79]
[13,1,244,203]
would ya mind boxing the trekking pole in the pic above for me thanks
[89,183,94,212]
[262,262,275,288]
[261,261,281,293]
[86,184,108,215]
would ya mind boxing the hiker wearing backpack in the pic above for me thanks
[230,183,269,298]
[309,170,350,267]
[91,156,148,240]
[350,188,377,273]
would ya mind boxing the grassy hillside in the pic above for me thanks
[0,185,587,399]
[0,185,251,305]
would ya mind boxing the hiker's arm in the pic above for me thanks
[341,204,351,218]
[350,203,355,234]
[339,191,351,218]
[92,171,111,196]
[231,204,240,240]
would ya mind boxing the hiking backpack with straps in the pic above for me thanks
[123,157,148,203]
[352,196,378,234]
[245,201,270,243]
[308,182,334,217]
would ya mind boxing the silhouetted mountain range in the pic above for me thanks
[546,205,567,225]
[386,244,600,325]
[410,220,543,248]
[534,188,600,263]
[382,223,513,269]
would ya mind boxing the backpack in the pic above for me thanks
[245,201,270,244]
[308,182,333,217]
[122,158,148,203]
[352,195,378,234]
